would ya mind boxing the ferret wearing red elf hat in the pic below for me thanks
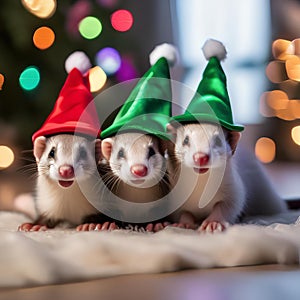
[19,52,105,231]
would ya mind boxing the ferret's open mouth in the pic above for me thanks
[193,167,209,174]
[58,180,74,188]
[130,179,145,185]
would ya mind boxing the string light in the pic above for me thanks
[265,61,287,83]
[19,66,40,91]
[288,100,300,119]
[79,16,102,39]
[95,47,121,75]
[255,137,276,164]
[21,0,57,18]
[111,9,133,32]
[0,73,4,90]
[291,126,300,146]
[0,146,14,169]
[89,66,107,92]
[33,26,55,50]
[286,55,300,82]
[266,90,288,110]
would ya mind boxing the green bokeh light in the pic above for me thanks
[79,16,102,39]
[19,66,40,91]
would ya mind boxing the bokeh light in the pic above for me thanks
[19,66,40,91]
[288,100,300,119]
[111,9,133,32]
[291,126,300,146]
[0,73,4,90]
[33,26,55,50]
[79,16,102,39]
[259,92,275,117]
[286,55,300,82]
[275,109,295,121]
[89,66,107,92]
[272,39,293,61]
[21,0,57,18]
[266,90,288,110]
[289,39,300,56]
[95,47,121,75]
[265,61,287,83]
[0,146,14,169]
[255,137,276,164]
[115,57,138,82]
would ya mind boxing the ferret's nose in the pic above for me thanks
[193,152,210,167]
[130,164,148,177]
[58,165,74,179]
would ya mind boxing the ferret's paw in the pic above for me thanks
[198,220,229,233]
[18,223,48,232]
[76,222,119,231]
[162,222,198,230]
[145,222,170,232]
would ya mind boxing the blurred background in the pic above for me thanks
[0,0,300,212]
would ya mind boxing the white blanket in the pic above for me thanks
[0,210,300,288]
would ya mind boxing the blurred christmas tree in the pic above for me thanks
[0,0,143,151]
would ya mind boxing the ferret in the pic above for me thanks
[166,122,288,232]
[18,134,102,231]
[167,123,246,232]
[77,132,173,231]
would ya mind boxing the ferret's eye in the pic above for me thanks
[48,148,55,159]
[214,135,223,147]
[117,148,125,159]
[148,146,156,158]
[78,147,87,160]
[183,135,189,146]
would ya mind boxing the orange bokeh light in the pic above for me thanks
[0,73,4,90]
[255,137,276,164]
[286,55,300,82]
[33,26,55,50]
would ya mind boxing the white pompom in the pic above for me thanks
[65,51,92,74]
[149,43,178,67]
[202,39,227,61]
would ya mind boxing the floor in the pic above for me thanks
[0,265,299,300]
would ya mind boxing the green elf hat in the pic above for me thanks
[100,43,178,140]
[172,39,244,132]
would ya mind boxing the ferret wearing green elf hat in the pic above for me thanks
[166,39,247,233]
[97,44,179,227]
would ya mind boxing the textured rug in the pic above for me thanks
[0,210,300,288]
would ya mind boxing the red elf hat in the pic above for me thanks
[32,68,100,142]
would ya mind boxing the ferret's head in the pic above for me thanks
[34,134,101,188]
[167,123,241,174]
[101,132,167,188]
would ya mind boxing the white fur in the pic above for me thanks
[100,133,170,206]
[149,43,178,67]
[202,39,227,61]
[108,133,164,188]
[35,135,99,225]
[170,123,245,227]
[65,51,92,74]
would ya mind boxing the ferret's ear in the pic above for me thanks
[227,131,241,155]
[33,136,47,163]
[101,138,114,160]
[94,139,102,163]
[166,123,177,142]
